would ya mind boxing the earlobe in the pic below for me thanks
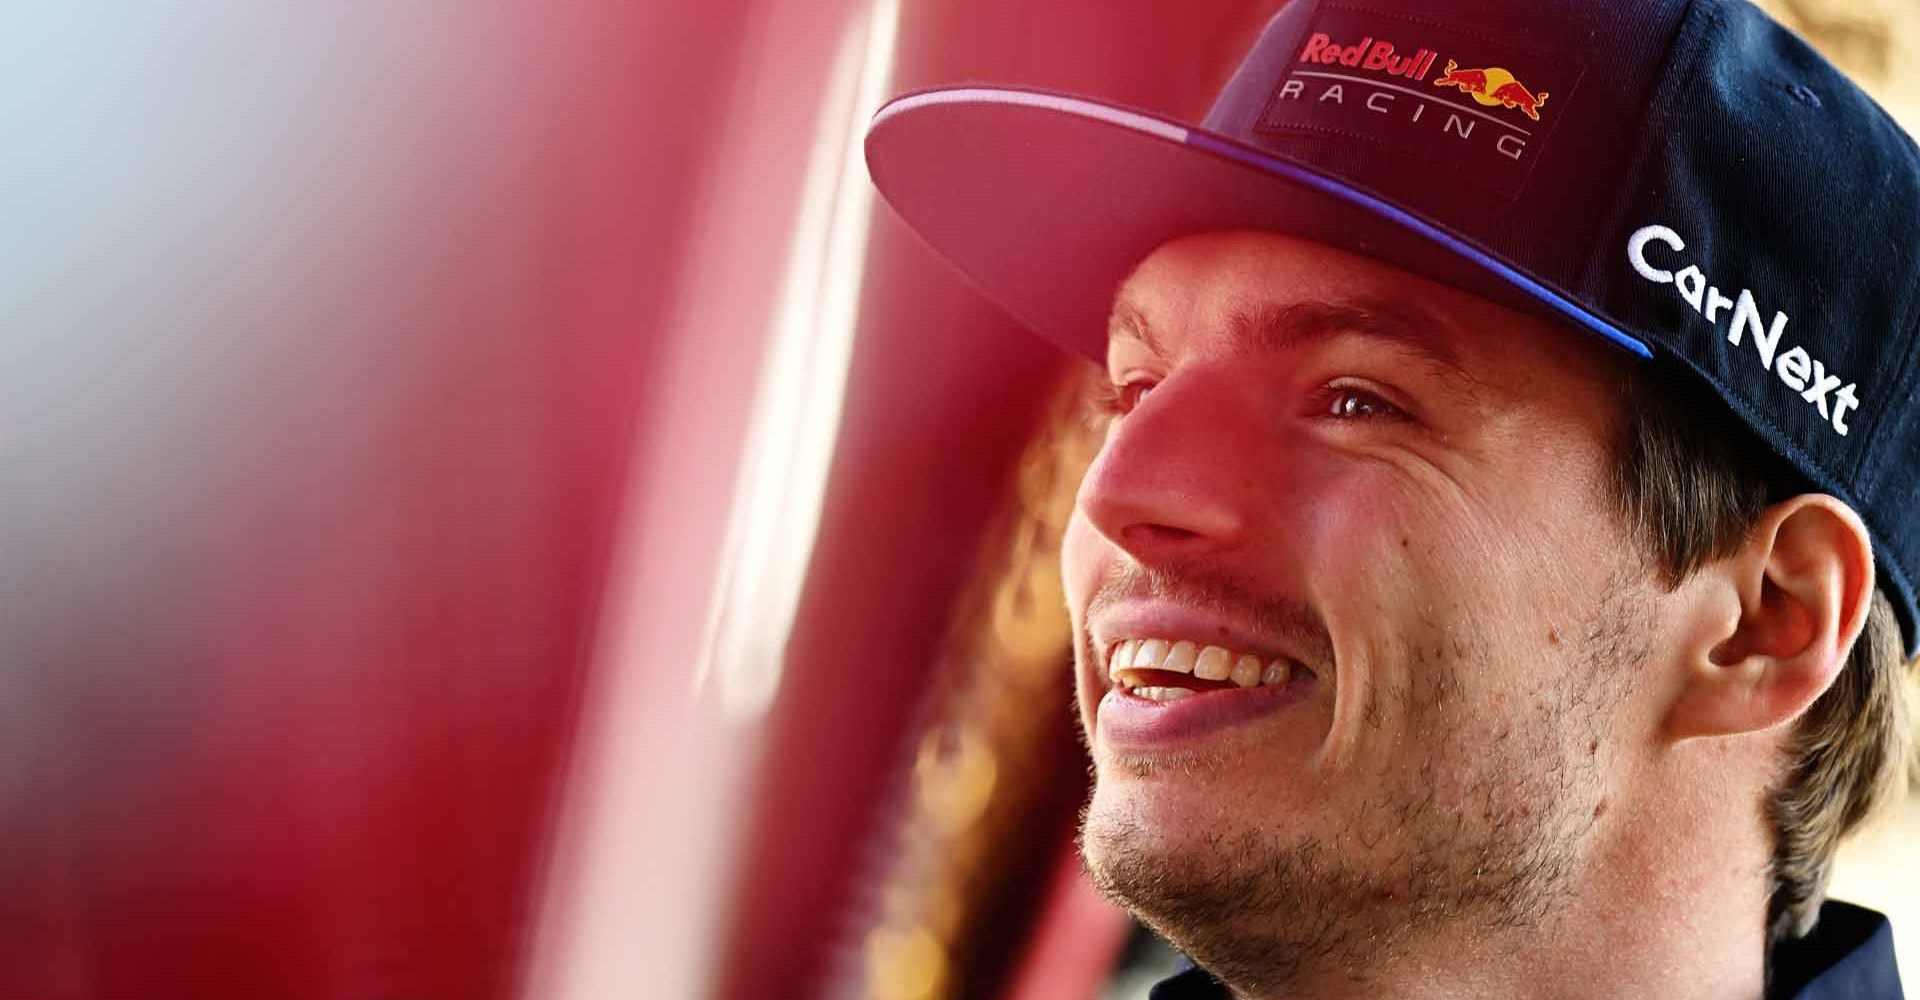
[1664,495,1875,741]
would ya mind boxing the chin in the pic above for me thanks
[1079,787,1179,882]
[1078,780,1327,994]
[1083,762,1271,860]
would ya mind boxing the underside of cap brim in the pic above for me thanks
[863,86,1653,364]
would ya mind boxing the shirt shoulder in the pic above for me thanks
[1142,901,1905,1000]
[1146,961,1226,999]
[1771,900,1904,1000]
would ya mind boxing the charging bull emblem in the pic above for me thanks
[1433,59,1549,121]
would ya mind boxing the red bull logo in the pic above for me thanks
[1298,33,1438,81]
[1433,59,1550,121]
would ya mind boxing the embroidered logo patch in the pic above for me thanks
[1258,5,1583,197]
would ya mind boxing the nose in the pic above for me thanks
[1076,370,1250,560]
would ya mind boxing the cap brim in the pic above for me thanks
[865,86,1652,363]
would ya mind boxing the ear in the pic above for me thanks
[1664,495,1876,741]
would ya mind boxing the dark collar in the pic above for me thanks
[1147,902,1903,999]
[1769,901,1904,999]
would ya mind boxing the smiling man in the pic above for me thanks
[864,0,1920,997]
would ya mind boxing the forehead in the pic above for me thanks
[1116,230,1418,321]
[1106,231,1606,385]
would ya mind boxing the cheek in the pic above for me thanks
[1061,513,1110,725]
[1299,460,1541,677]
[1308,443,1635,658]
[1297,465,1447,602]
[1061,511,1110,604]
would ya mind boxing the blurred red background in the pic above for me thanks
[5,1,1255,996]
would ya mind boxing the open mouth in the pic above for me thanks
[1106,638,1311,701]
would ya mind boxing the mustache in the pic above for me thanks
[1084,561,1335,669]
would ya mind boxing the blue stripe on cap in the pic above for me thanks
[1184,131,1655,360]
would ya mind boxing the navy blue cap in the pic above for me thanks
[864,0,1920,656]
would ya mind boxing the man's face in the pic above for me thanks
[1064,231,1663,989]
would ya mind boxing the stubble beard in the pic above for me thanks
[1076,578,1650,998]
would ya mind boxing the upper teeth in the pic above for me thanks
[1106,638,1300,691]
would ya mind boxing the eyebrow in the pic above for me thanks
[1108,295,1487,400]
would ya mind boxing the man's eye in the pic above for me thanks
[1093,379,1156,416]
[1325,386,1403,421]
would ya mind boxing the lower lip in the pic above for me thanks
[1097,681,1309,750]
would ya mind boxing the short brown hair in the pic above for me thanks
[1610,361,1916,942]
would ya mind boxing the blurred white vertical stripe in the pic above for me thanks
[523,1,898,998]
[697,0,902,721]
